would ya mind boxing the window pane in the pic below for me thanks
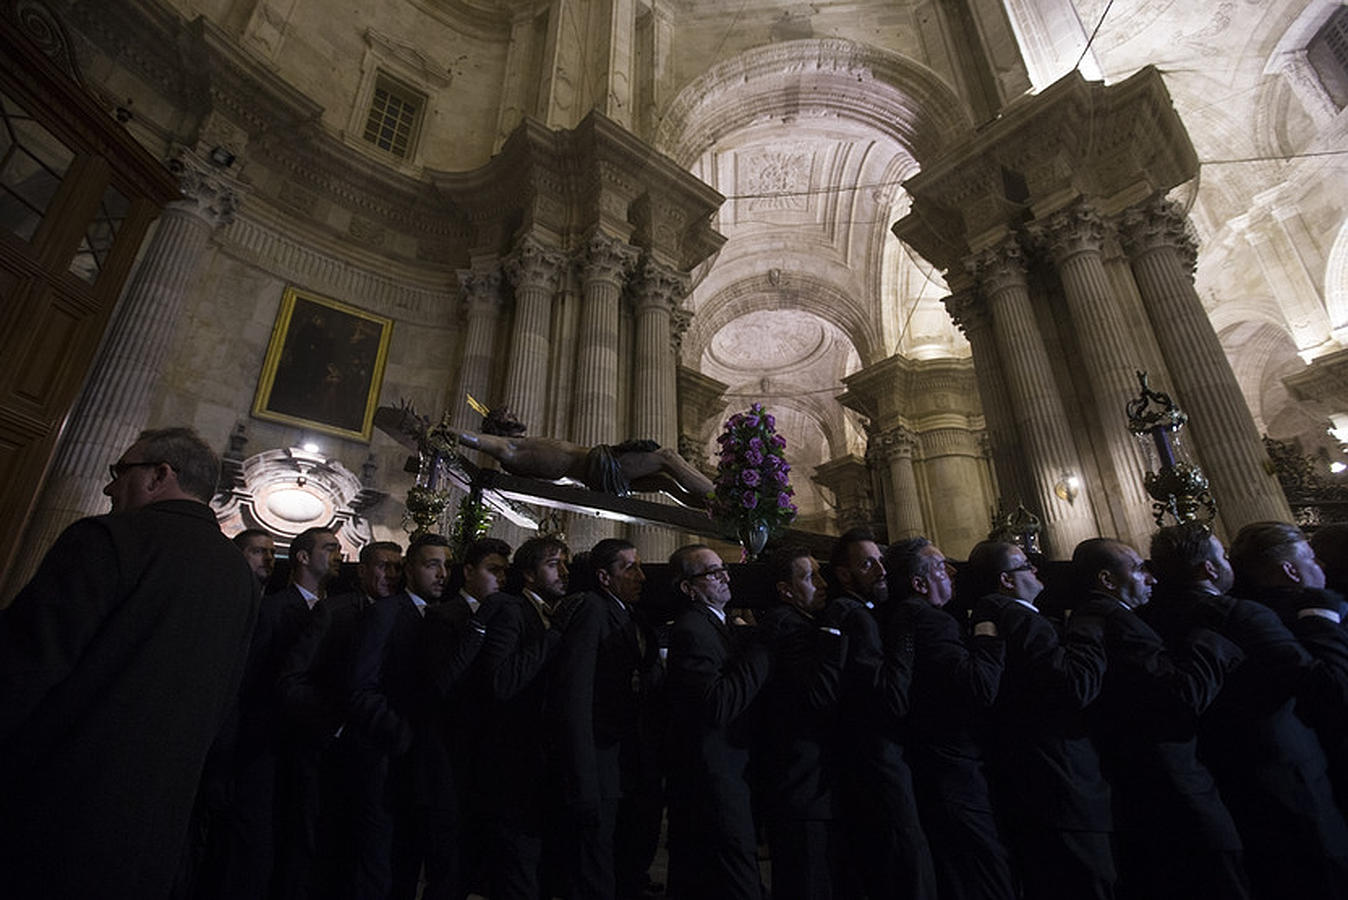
[68,182,130,284]
[0,91,75,242]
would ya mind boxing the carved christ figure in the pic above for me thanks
[376,404,714,508]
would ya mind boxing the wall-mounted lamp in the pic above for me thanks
[301,441,320,454]
[1332,461,1346,475]
[208,145,236,168]
[1054,474,1081,504]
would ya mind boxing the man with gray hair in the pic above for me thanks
[0,427,259,898]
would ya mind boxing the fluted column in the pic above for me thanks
[18,158,239,581]
[569,232,638,548]
[945,287,1035,515]
[572,231,639,446]
[626,260,686,558]
[453,267,506,429]
[1037,203,1154,546]
[869,426,924,541]
[969,240,1098,557]
[503,237,566,432]
[1120,198,1293,529]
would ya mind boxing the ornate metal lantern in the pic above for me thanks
[1126,371,1216,526]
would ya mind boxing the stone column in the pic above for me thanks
[453,266,506,429]
[870,425,925,541]
[813,455,874,534]
[944,287,1035,516]
[1037,203,1154,546]
[503,237,566,433]
[918,427,992,558]
[569,231,639,548]
[626,259,686,558]
[17,158,239,584]
[969,240,1098,557]
[1120,197,1293,529]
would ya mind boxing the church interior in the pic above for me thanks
[2,0,1346,595]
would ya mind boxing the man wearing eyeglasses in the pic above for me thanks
[965,539,1112,900]
[0,427,259,898]
[665,544,771,900]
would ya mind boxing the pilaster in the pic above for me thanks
[503,236,567,432]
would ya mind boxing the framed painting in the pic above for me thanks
[252,286,394,441]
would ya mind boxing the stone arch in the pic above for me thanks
[684,270,879,366]
[655,38,972,169]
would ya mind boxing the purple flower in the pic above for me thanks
[771,434,786,449]
[778,492,793,508]
[744,448,764,466]
[764,413,776,429]
[750,403,765,413]
[748,436,764,453]
[741,469,761,487]
[770,469,788,485]
[743,415,760,429]
[720,450,737,464]
[741,491,759,509]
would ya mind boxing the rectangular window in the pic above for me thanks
[361,74,424,159]
[1309,7,1348,110]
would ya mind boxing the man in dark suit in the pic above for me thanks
[882,537,1015,900]
[234,528,277,590]
[755,544,847,900]
[349,533,488,900]
[473,536,566,899]
[823,527,937,900]
[271,539,404,899]
[665,543,771,900]
[1219,522,1348,892]
[965,539,1113,900]
[1072,537,1249,900]
[421,536,507,900]
[0,427,259,899]
[551,538,658,900]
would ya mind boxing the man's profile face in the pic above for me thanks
[464,552,509,600]
[525,548,569,602]
[104,440,164,513]
[240,535,276,584]
[779,555,826,613]
[1287,540,1327,590]
[683,548,731,611]
[1107,544,1154,609]
[599,548,646,606]
[1002,547,1043,603]
[840,540,887,605]
[359,548,403,599]
[1207,536,1235,594]
[304,532,342,585]
[918,545,954,608]
[407,545,450,600]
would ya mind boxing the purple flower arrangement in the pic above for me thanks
[707,403,798,536]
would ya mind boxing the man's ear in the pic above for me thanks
[1097,569,1117,592]
[1201,558,1219,582]
[1281,559,1302,585]
[998,571,1016,594]
[911,575,929,597]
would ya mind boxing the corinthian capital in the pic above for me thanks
[171,152,242,229]
[966,239,1026,296]
[580,231,640,288]
[671,307,693,356]
[1118,198,1198,273]
[457,267,505,315]
[943,288,990,337]
[504,236,567,293]
[630,259,689,314]
[866,425,918,462]
[1037,203,1108,262]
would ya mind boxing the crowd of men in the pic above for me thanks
[4,428,1348,900]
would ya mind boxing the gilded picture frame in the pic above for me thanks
[251,286,394,441]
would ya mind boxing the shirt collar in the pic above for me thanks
[459,588,480,613]
[294,582,320,609]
